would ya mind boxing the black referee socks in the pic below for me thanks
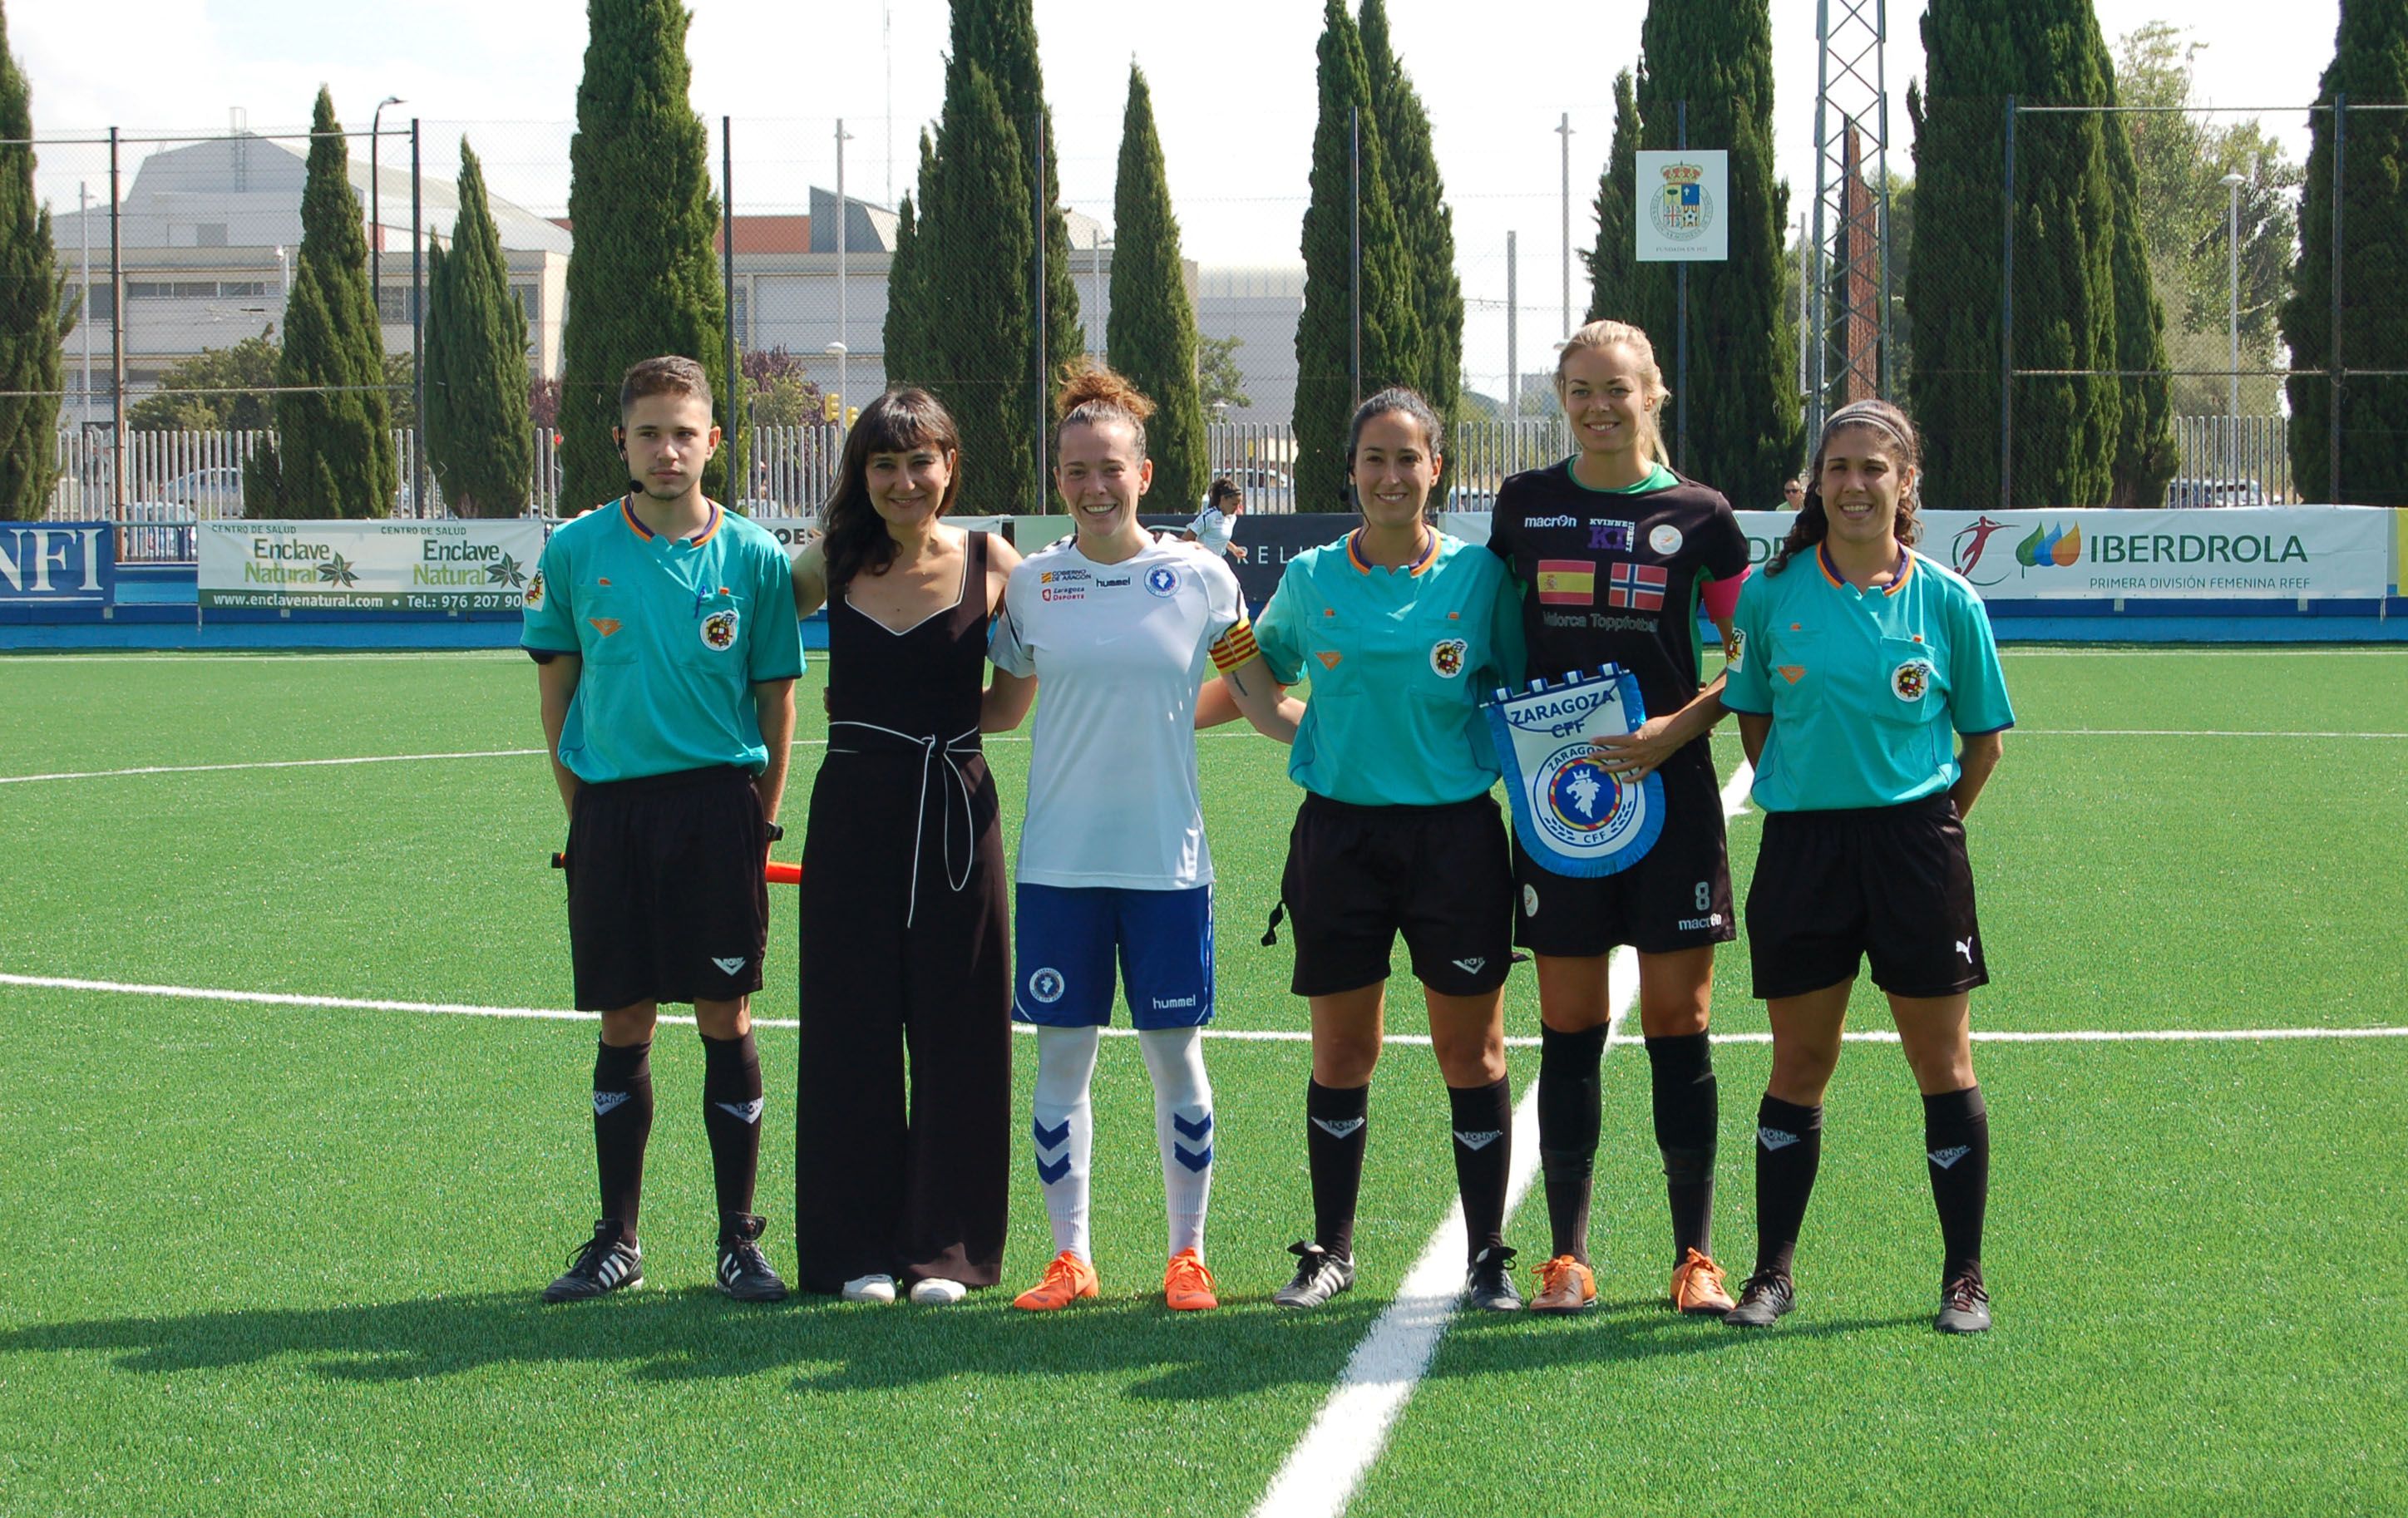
[1922,1085,1990,1283]
[1646,1032,1720,1265]
[1449,1077,1514,1260]
[1537,1023,1606,1260]
[1750,1093,1823,1280]
[1305,1080,1371,1259]
[701,1030,765,1230]
[592,1039,655,1238]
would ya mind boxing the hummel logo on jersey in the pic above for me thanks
[714,1098,765,1126]
[1454,1130,1505,1151]
[1758,1126,1800,1151]
[1312,1116,1366,1140]
[594,1091,632,1117]
[712,956,748,975]
[1956,938,1975,962]
[1451,957,1487,974]
[1929,1145,1972,1170]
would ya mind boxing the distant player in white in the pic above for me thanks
[985,364,1296,1313]
[1182,477,1248,564]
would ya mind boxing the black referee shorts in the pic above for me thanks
[1279,791,1513,998]
[1745,792,1988,1001]
[1513,743,1736,957]
[563,765,769,1011]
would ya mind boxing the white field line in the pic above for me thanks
[1248,762,1752,1518]
[2,975,2394,1047]
[0,730,1271,786]
[2015,728,2406,739]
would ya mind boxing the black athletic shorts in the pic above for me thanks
[1512,742,1736,957]
[1279,791,1514,998]
[1745,792,1988,1001]
[563,765,770,1010]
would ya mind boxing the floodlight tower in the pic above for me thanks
[1807,0,1894,444]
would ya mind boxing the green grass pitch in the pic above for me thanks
[0,646,2402,1515]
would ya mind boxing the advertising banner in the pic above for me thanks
[200,520,546,610]
[0,522,115,606]
[1729,508,2393,600]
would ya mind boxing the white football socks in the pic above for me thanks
[1138,1026,1215,1259]
[1030,1024,1100,1262]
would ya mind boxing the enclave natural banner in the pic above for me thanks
[199,520,548,610]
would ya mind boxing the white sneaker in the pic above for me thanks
[908,1277,967,1306]
[841,1273,896,1304]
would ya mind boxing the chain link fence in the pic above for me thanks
[12,93,2402,556]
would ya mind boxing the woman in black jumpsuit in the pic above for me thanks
[789,389,1019,1302]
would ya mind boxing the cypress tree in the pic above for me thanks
[881,130,936,389]
[950,0,1080,423]
[1108,65,1209,514]
[558,0,736,511]
[2282,0,2408,505]
[1359,0,1463,464]
[1582,70,1641,325]
[1908,0,2145,510]
[423,140,533,516]
[1631,0,1800,507]
[922,59,1034,510]
[276,88,396,518]
[0,0,69,521]
[1293,0,1421,513]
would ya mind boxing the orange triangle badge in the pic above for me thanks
[1315,651,1343,670]
[589,617,623,637]
[1777,665,1805,684]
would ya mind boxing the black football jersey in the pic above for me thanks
[1486,461,1750,724]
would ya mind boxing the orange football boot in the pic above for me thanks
[1531,1254,1598,1314]
[1013,1250,1099,1311]
[1670,1247,1735,1315]
[1162,1248,1220,1311]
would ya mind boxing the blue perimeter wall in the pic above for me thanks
[5,559,2403,652]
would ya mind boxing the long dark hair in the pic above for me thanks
[821,388,963,590]
[1766,398,1926,576]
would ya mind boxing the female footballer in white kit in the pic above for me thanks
[984,362,1297,1313]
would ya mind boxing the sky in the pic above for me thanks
[14,0,2347,398]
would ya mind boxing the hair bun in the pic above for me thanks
[1056,359,1156,423]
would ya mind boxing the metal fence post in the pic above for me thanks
[1350,105,1362,408]
[1998,96,2016,510]
[1033,110,1048,510]
[2329,94,2344,502]
[411,120,425,518]
[722,116,738,495]
[1675,100,1689,470]
[108,126,125,513]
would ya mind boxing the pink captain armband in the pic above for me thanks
[1700,565,1749,623]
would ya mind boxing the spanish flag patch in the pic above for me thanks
[1536,559,1596,606]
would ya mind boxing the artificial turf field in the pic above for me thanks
[1,645,2403,1516]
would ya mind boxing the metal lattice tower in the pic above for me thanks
[1807,0,1894,444]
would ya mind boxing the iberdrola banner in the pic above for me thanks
[1726,507,2392,600]
[1483,664,1664,880]
[200,520,547,610]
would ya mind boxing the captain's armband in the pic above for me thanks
[1207,618,1260,673]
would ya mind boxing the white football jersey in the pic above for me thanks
[989,535,1246,890]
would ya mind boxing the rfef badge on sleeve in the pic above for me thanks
[1483,665,1663,878]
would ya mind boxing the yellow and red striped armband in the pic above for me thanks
[1208,618,1260,673]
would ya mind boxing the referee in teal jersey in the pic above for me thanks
[1719,398,2011,1335]
[1233,387,1529,1313]
[521,357,803,1305]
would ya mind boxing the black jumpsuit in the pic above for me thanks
[794,530,1011,1292]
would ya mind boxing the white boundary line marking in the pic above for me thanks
[1,973,2395,1047]
[0,730,1266,786]
[1248,763,1750,1518]
[2014,728,2407,739]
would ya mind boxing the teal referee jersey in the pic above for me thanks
[521,499,804,783]
[1722,544,2012,812]
[1255,529,1526,806]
